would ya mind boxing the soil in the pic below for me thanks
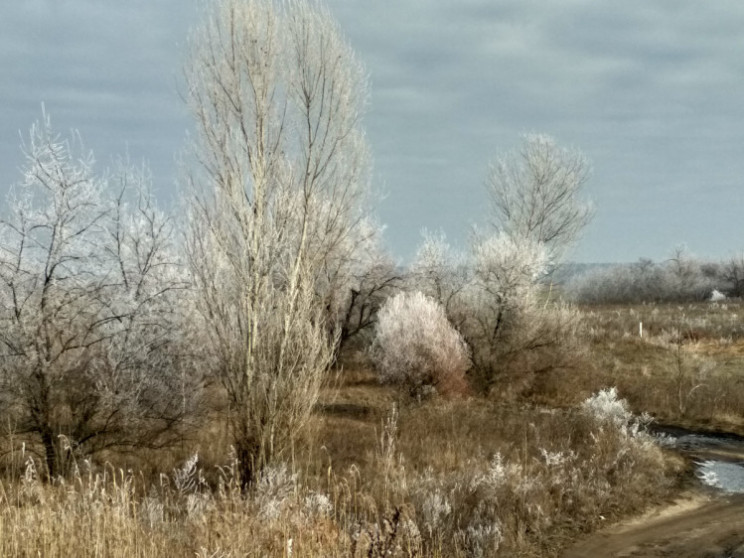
[562,490,744,558]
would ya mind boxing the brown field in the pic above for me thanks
[548,301,744,432]
[4,301,744,557]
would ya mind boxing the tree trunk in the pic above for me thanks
[40,429,58,480]
[232,413,262,489]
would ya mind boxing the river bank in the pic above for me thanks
[564,424,744,557]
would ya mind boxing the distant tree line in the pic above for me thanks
[566,248,744,304]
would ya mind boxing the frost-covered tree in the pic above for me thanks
[409,231,469,322]
[185,0,371,483]
[722,254,744,297]
[567,251,719,304]
[470,233,548,309]
[0,115,198,478]
[459,234,555,393]
[487,134,593,262]
[371,291,470,398]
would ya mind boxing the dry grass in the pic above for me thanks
[539,301,744,432]
[4,301,733,556]
[0,368,684,557]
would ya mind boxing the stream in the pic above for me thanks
[652,424,744,493]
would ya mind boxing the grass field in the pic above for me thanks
[552,301,744,432]
[4,301,743,556]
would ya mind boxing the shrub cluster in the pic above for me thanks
[382,233,587,398]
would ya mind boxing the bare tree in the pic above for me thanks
[185,0,370,483]
[487,134,593,262]
[0,115,198,478]
[722,254,744,298]
[333,219,402,359]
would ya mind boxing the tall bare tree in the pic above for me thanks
[487,134,593,263]
[185,0,371,483]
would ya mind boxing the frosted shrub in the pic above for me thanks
[582,388,656,450]
[710,289,726,302]
[254,463,297,520]
[463,521,503,558]
[470,233,548,303]
[409,231,469,313]
[460,233,587,395]
[172,453,206,496]
[303,491,333,519]
[581,387,633,428]
[420,488,452,534]
[140,493,165,528]
[371,291,470,397]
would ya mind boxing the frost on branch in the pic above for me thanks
[409,231,469,311]
[371,291,470,398]
[582,388,633,428]
[185,0,372,483]
[582,387,653,439]
[0,113,199,478]
[487,133,593,263]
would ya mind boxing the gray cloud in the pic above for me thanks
[2,1,744,262]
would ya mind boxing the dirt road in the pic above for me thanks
[563,491,744,558]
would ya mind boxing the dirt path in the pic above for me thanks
[562,491,744,558]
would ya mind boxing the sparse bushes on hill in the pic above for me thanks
[371,291,470,398]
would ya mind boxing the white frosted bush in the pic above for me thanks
[254,463,297,520]
[581,387,633,428]
[463,521,503,558]
[371,291,470,397]
[710,289,726,302]
[303,491,334,519]
[420,488,452,534]
[582,387,653,441]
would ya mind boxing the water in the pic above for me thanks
[652,426,744,494]
[696,459,744,493]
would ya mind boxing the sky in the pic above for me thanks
[2,1,744,264]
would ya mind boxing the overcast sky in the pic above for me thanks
[2,1,744,263]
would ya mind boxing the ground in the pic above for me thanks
[561,302,744,557]
[564,491,744,558]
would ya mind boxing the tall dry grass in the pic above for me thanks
[0,380,682,557]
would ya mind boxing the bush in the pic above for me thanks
[581,387,653,433]
[406,232,587,397]
[371,291,470,398]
